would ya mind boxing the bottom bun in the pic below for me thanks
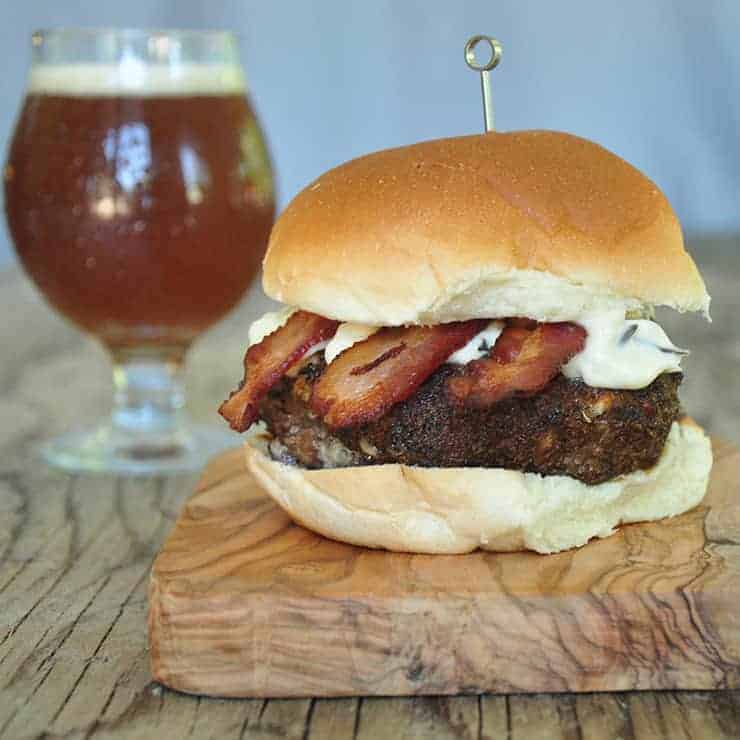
[244,418,712,554]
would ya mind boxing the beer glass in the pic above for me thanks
[4,29,275,473]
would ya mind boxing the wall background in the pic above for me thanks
[0,0,738,268]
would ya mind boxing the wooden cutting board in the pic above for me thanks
[149,438,740,698]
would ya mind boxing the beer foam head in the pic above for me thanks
[28,62,246,96]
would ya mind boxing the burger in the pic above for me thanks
[219,130,713,554]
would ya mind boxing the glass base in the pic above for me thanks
[40,422,240,475]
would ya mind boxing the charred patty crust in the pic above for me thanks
[258,357,681,485]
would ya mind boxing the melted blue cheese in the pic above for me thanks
[563,311,687,389]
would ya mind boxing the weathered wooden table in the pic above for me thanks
[1,238,739,739]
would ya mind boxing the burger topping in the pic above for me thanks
[325,323,379,363]
[226,307,687,434]
[247,305,297,347]
[447,322,587,407]
[243,308,685,392]
[219,311,339,431]
[310,320,487,429]
[446,320,505,364]
[563,310,687,389]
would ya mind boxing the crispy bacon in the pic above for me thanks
[310,320,487,429]
[489,327,530,363]
[219,311,339,432]
[447,322,586,407]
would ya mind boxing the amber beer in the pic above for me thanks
[5,68,274,350]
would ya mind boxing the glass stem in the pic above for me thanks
[110,349,187,444]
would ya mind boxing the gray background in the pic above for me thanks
[1,0,738,268]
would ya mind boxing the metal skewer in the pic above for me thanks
[464,35,503,132]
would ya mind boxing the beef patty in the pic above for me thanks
[258,356,681,485]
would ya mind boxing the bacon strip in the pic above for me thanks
[311,320,487,429]
[219,311,339,432]
[447,322,586,407]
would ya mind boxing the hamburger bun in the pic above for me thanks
[263,130,709,325]
[244,417,712,555]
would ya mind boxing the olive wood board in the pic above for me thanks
[149,438,740,698]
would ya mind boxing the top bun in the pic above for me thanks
[263,131,709,325]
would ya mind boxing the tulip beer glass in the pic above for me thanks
[4,29,275,472]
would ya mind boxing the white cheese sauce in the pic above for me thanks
[446,321,505,365]
[563,310,687,389]
[324,323,379,363]
[247,308,687,391]
[247,306,298,347]
[305,339,329,359]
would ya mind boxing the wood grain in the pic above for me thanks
[2,242,740,738]
[149,437,740,699]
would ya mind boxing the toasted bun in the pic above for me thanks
[263,131,709,324]
[244,418,712,554]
